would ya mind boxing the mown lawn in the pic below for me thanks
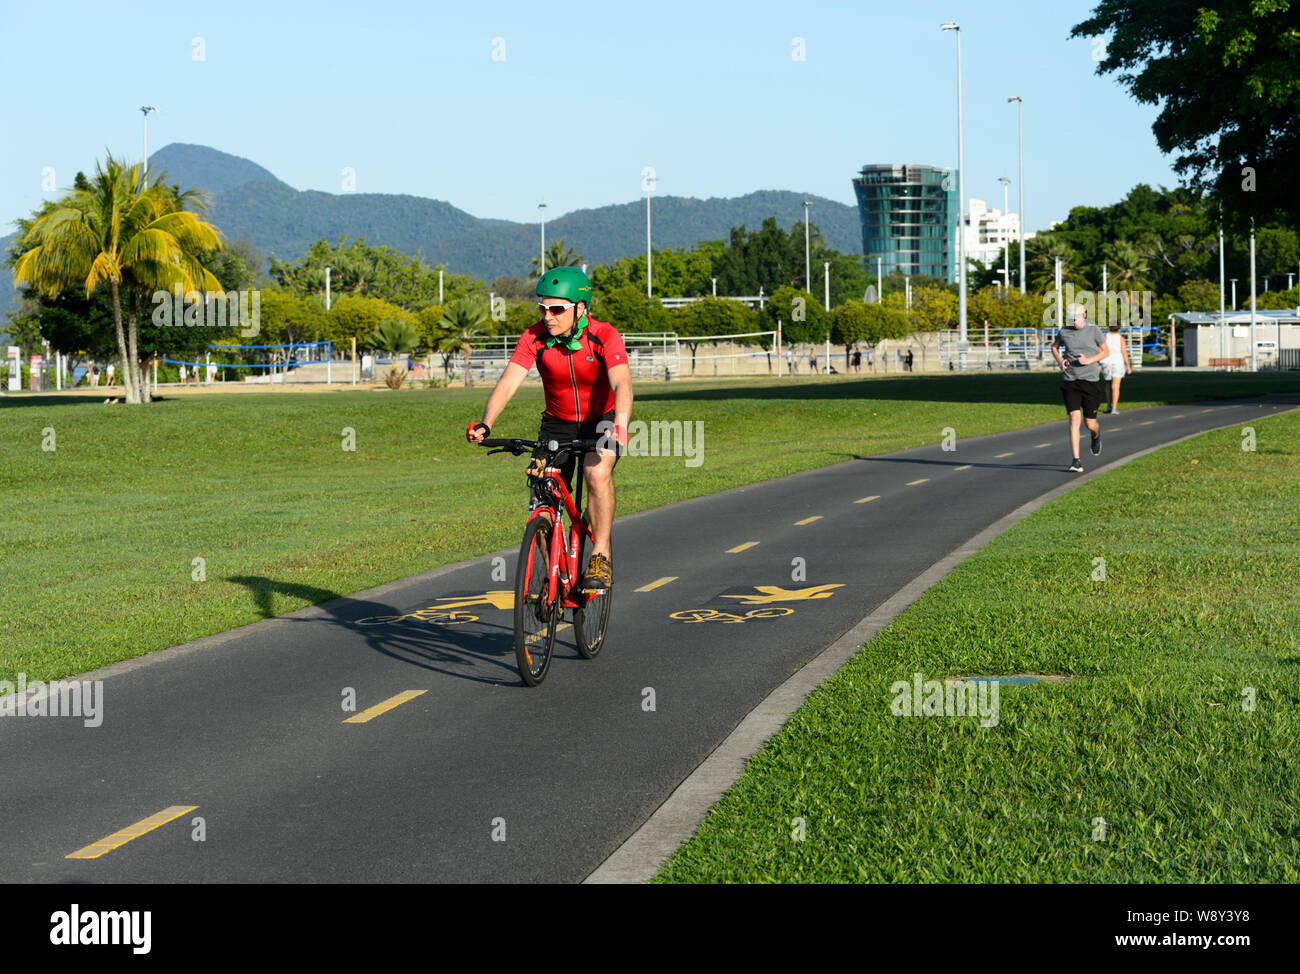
[1,369,1294,687]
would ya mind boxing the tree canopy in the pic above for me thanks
[1072,0,1300,229]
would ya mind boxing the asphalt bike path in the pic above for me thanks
[3,394,1295,882]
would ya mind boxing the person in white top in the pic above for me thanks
[1100,323,1129,413]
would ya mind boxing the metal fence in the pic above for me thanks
[936,326,1146,370]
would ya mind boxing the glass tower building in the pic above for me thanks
[852,164,958,283]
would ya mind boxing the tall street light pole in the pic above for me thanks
[803,200,812,294]
[999,176,1011,295]
[1008,96,1024,294]
[645,171,656,298]
[140,106,158,188]
[538,202,547,277]
[943,23,966,343]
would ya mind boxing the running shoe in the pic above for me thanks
[1069,458,1084,473]
[1091,431,1102,456]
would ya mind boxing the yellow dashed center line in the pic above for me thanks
[1139,420,1155,426]
[343,690,428,724]
[67,805,198,860]
[854,495,880,504]
[635,577,678,592]
[1034,442,1051,448]
[906,478,929,486]
[794,516,823,526]
[1201,408,1214,413]
[1173,414,1186,418]
[995,452,1013,458]
[954,465,971,471]
[728,542,759,553]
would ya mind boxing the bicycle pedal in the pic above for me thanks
[582,587,607,596]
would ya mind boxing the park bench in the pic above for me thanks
[1208,357,1247,370]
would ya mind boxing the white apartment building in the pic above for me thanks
[961,198,1035,282]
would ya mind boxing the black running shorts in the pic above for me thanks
[532,409,620,491]
[1060,379,1102,418]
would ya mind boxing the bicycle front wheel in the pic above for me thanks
[514,515,558,686]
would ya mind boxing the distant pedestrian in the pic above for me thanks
[106,363,115,386]
[809,348,818,374]
[1100,322,1130,413]
[1053,302,1110,472]
[179,363,187,384]
[787,348,795,374]
[852,347,862,372]
[867,347,874,371]
[906,349,914,372]
[91,366,99,387]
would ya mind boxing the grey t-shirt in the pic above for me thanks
[1053,324,1106,381]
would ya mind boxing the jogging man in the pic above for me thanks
[1052,302,1109,473]
[465,267,632,588]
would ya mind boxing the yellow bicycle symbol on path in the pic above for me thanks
[670,607,795,624]
[355,609,481,626]
[354,591,514,626]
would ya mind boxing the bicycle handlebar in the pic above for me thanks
[479,437,605,460]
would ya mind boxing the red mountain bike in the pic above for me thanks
[480,437,613,686]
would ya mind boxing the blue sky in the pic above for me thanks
[1,0,1181,236]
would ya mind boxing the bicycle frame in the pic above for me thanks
[526,460,598,612]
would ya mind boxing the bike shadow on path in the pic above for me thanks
[227,575,526,687]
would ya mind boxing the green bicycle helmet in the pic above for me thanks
[537,266,593,349]
[536,266,592,309]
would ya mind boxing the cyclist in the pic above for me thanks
[465,266,633,588]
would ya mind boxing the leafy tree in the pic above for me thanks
[1256,227,1299,278]
[672,296,758,373]
[1072,0,1300,228]
[333,294,415,348]
[905,285,959,332]
[9,154,222,403]
[829,300,909,346]
[490,275,532,302]
[592,283,670,333]
[258,289,333,348]
[762,285,828,344]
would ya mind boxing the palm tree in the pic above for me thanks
[1026,234,1091,293]
[528,239,584,283]
[11,154,222,403]
[370,318,419,388]
[436,297,490,387]
[1101,238,1151,290]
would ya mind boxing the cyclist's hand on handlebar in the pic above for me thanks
[466,421,490,444]
[526,457,546,478]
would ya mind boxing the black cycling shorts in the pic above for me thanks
[1060,379,1102,418]
[532,409,620,492]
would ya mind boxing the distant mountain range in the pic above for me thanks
[1,143,865,331]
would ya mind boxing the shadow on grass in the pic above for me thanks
[227,575,525,687]
[0,394,125,410]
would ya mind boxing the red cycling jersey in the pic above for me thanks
[509,318,628,422]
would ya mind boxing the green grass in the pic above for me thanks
[1,369,1295,687]
[651,409,1300,883]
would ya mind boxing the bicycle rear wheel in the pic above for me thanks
[574,527,612,660]
[514,515,558,686]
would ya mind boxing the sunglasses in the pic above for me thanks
[538,302,574,316]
